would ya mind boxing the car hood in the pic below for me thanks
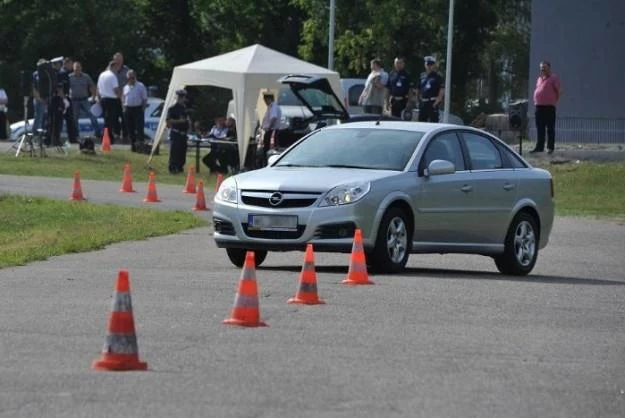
[233,167,396,192]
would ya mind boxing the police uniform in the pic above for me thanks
[55,58,78,143]
[167,90,189,174]
[418,57,444,123]
[386,68,412,118]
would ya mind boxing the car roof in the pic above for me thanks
[328,120,462,133]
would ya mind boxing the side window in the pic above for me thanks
[496,143,528,168]
[462,132,503,170]
[348,85,364,106]
[150,103,163,118]
[422,132,465,171]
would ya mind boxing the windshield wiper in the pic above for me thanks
[324,164,371,169]
[274,163,318,167]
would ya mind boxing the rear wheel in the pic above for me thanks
[226,249,268,268]
[369,207,411,274]
[494,212,539,276]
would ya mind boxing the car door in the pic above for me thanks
[413,131,477,245]
[459,131,519,244]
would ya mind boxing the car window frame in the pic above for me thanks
[418,130,466,176]
[457,130,507,171]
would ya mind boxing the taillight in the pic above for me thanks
[550,178,554,198]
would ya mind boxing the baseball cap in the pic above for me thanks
[424,56,436,64]
[175,89,187,96]
[50,56,64,64]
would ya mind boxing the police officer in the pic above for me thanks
[416,56,445,123]
[56,57,78,143]
[166,89,190,174]
[386,57,413,118]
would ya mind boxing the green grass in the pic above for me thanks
[544,162,625,219]
[0,194,207,268]
[0,147,223,188]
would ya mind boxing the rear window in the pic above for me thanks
[277,88,304,106]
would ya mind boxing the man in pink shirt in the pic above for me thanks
[531,60,561,154]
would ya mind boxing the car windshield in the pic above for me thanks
[275,128,425,171]
[277,88,304,106]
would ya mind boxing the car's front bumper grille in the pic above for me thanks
[213,218,235,235]
[240,190,321,209]
[313,222,357,240]
[242,223,306,239]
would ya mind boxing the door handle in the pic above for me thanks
[460,185,473,193]
[503,183,515,191]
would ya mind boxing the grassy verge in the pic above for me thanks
[0,194,207,268]
[0,147,223,189]
[545,162,625,220]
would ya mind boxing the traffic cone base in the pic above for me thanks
[92,270,147,371]
[288,244,325,304]
[183,166,197,193]
[224,251,267,327]
[69,171,85,201]
[342,229,374,285]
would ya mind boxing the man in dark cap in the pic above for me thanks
[166,89,190,174]
[416,56,445,122]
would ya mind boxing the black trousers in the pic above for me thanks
[418,101,439,122]
[390,98,407,118]
[101,98,119,143]
[124,106,144,149]
[0,111,6,140]
[63,98,77,143]
[535,105,556,151]
[168,131,188,174]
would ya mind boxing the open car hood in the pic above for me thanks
[277,75,350,121]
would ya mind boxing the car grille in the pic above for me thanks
[240,190,321,208]
[313,222,357,239]
[242,223,306,239]
[213,218,235,235]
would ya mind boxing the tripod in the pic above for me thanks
[13,97,38,157]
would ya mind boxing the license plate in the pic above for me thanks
[248,215,298,231]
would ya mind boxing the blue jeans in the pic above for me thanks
[33,99,47,131]
[72,98,101,138]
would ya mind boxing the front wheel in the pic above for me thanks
[368,207,411,274]
[494,212,539,276]
[226,249,268,268]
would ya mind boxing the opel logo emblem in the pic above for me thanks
[269,192,283,206]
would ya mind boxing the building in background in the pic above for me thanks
[528,0,625,143]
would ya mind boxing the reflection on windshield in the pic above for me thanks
[275,128,424,171]
[277,88,303,106]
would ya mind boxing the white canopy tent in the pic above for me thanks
[150,44,341,166]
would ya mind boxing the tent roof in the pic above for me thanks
[177,44,338,75]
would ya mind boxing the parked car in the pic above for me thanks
[9,97,164,141]
[213,77,554,275]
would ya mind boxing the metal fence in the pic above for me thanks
[527,117,625,144]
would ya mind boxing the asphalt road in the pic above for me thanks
[0,174,624,418]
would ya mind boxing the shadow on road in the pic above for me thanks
[259,265,625,286]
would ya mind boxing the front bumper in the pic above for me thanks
[212,198,376,252]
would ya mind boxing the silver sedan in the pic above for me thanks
[213,121,554,275]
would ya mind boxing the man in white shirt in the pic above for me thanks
[97,61,121,142]
[122,69,148,152]
[261,92,282,159]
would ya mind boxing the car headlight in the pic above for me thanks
[215,179,238,204]
[319,182,371,207]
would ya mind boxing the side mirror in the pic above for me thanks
[267,154,280,166]
[425,159,455,176]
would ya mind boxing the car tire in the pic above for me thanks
[494,212,539,276]
[226,249,268,268]
[369,207,411,274]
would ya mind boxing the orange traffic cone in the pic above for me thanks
[101,128,111,153]
[119,163,136,193]
[342,229,374,285]
[215,173,224,192]
[183,165,196,193]
[193,180,209,211]
[288,244,325,305]
[69,171,85,201]
[224,251,267,327]
[143,172,160,203]
[92,270,148,371]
